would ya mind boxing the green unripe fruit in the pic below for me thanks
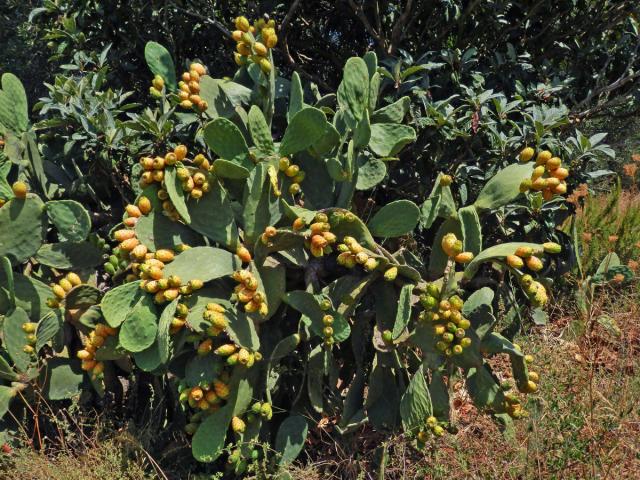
[319,298,332,311]
[435,341,447,351]
[260,402,273,419]
[420,294,437,310]
[382,330,393,343]
[458,319,471,330]
[433,425,445,436]
[251,402,262,414]
[543,242,561,254]
[322,314,334,326]
[452,344,463,355]
[427,284,441,298]
[460,337,472,348]
[442,332,454,343]
[323,326,333,337]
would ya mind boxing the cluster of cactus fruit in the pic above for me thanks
[518,147,569,198]
[0,15,577,473]
[232,15,277,74]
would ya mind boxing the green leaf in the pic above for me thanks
[248,106,275,156]
[280,107,328,156]
[0,73,29,133]
[400,367,432,432]
[337,57,370,124]
[163,167,191,223]
[463,242,541,279]
[100,281,143,328]
[392,284,413,339]
[275,415,309,465]
[163,246,238,284]
[0,256,14,310]
[41,357,84,400]
[35,241,103,269]
[0,270,53,319]
[0,385,14,419]
[46,200,91,241]
[466,365,505,410]
[119,297,158,353]
[191,405,233,461]
[203,118,250,167]
[134,185,204,250]
[144,41,177,90]
[185,355,222,387]
[3,306,32,372]
[356,158,387,190]
[212,159,250,179]
[353,110,371,148]
[0,195,46,265]
[242,163,281,246]
[368,124,416,157]
[371,96,410,123]
[459,206,482,255]
[367,200,419,237]
[474,163,534,210]
[186,180,239,249]
[283,291,350,342]
[419,195,441,230]
[288,71,304,121]
[0,355,18,381]
[36,309,63,352]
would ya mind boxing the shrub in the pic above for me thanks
[0,12,603,477]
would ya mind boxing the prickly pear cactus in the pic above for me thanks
[0,13,574,477]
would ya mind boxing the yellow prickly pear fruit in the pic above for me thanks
[260,402,273,419]
[259,58,272,74]
[546,156,561,171]
[190,386,204,402]
[81,360,97,371]
[552,167,569,180]
[258,302,268,317]
[12,181,27,199]
[66,272,82,286]
[531,165,546,180]
[266,33,278,49]
[524,380,538,393]
[52,284,66,299]
[214,344,236,357]
[384,266,398,282]
[519,179,532,192]
[197,338,213,356]
[174,144,187,161]
[152,75,164,90]
[528,371,540,382]
[364,257,379,272]
[120,238,140,252]
[22,322,37,334]
[131,244,148,260]
[189,279,204,290]
[126,204,142,218]
[180,100,193,109]
[531,177,547,191]
[553,182,567,195]
[114,229,136,242]
[237,348,250,365]
[441,233,458,257]
[235,16,250,32]
[454,252,474,263]
[76,349,92,360]
[154,249,174,263]
[232,30,243,42]
[190,63,206,76]
[439,174,453,186]
[231,416,246,433]
[236,245,252,263]
[137,196,152,215]
[214,380,229,399]
[535,150,552,165]
[506,254,524,269]
[254,42,268,56]
[519,147,535,162]
[515,246,533,258]
[58,278,73,292]
[525,255,543,272]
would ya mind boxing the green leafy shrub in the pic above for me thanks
[0,13,590,477]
